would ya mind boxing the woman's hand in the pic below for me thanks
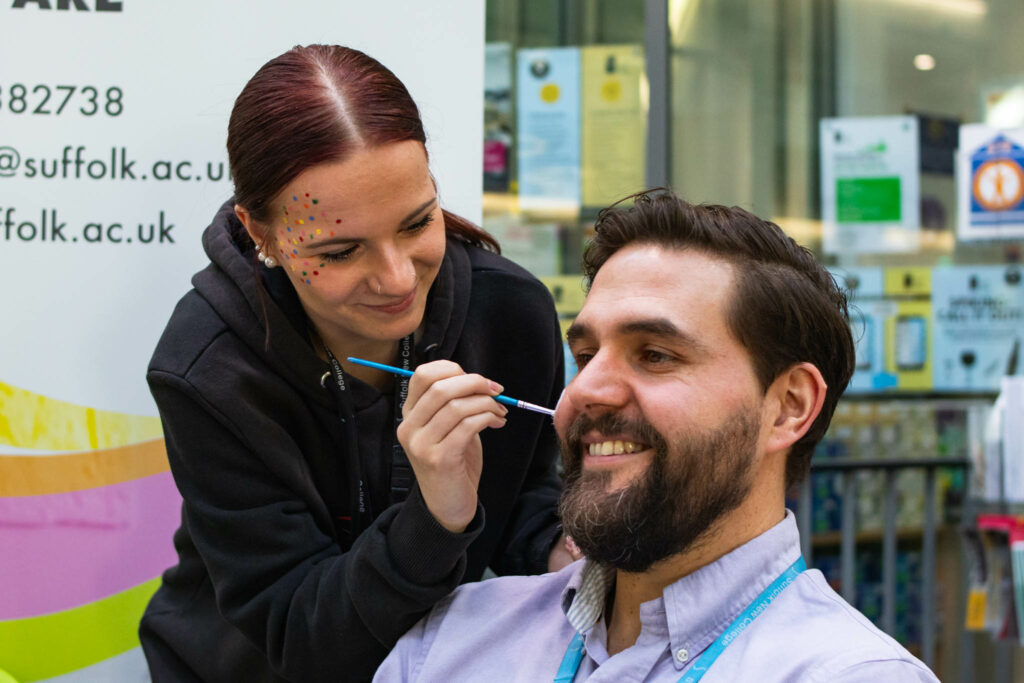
[397,360,508,533]
[548,533,584,571]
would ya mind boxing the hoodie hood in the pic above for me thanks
[190,199,471,406]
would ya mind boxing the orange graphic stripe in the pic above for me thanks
[0,438,169,497]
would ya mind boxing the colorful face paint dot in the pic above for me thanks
[312,198,318,204]
[316,229,322,235]
[305,193,310,197]
[313,270,319,276]
[309,216,314,221]
[335,219,341,224]
[292,196,297,201]
[298,219,304,225]
[306,279,312,285]
[292,249,298,255]
[304,204,309,209]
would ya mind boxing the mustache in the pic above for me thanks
[563,413,665,459]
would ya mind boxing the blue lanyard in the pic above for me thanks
[554,557,806,683]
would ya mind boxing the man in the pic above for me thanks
[374,190,938,682]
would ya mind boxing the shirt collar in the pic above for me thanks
[561,559,615,633]
[559,511,803,667]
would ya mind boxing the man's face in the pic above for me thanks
[556,245,769,572]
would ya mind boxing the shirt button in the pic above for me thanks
[675,648,689,663]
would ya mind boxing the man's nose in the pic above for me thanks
[565,350,630,413]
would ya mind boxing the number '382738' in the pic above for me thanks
[0,84,123,117]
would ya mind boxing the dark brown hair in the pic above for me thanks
[227,44,497,250]
[582,189,855,488]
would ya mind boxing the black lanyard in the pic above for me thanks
[324,335,415,533]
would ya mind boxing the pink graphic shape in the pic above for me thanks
[0,472,181,619]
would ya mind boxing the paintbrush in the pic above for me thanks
[346,357,556,417]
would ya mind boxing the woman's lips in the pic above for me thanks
[366,289,416,315]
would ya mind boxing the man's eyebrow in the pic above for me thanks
[566,317,709,353]
[620,318,710,352]
[565,321,591,345]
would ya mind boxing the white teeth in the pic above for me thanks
[587,440,644,456]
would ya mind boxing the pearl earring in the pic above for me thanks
[255,243,277,268]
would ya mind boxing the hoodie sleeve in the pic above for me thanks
[148,369,483,683]
[484,280,566,576]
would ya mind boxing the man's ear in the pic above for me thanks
[763,362,827,456]
[234,204,260,245]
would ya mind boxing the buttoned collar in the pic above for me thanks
[559,511,802,670]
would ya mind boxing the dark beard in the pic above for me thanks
[558,410,759,573]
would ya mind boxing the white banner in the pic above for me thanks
[0,3,483,681]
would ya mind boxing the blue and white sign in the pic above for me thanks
[517,47,581,212]
[932,266,1024,391]
[958,125,1024,241]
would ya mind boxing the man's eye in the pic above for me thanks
[641,350,673,364]
[573,352,593,368]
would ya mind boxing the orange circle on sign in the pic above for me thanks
[972,159,1024,211]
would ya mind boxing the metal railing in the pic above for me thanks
[796,456,971,674]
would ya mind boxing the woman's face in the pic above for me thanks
[242,141,446,353]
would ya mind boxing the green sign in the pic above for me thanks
[836,177,902,223]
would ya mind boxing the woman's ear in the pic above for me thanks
[234,204,260,245]
[763,362,827,456]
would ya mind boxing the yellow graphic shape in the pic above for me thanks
[0,578,160,683]
[600,79,622,102]
[0,381,163,451]
[0,438,168,496]
[540,83,561,103]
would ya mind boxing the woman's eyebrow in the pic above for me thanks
[297,196,438,249]
[400,196,437,223]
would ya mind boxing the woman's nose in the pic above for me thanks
[372,245,415,294]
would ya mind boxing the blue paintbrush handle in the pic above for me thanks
[346,357,555,417]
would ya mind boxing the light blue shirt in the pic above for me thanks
[375,512,939,682]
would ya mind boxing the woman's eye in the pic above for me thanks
[320,246,358,262]
[404,213,435,233]
[573,352,593,368]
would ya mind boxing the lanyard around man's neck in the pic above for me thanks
[554,556,807,683]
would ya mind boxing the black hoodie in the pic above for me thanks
[139,201,564,682]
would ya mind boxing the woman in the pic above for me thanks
[140,45,568,682]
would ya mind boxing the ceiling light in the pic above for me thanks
[914,54,936,71]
